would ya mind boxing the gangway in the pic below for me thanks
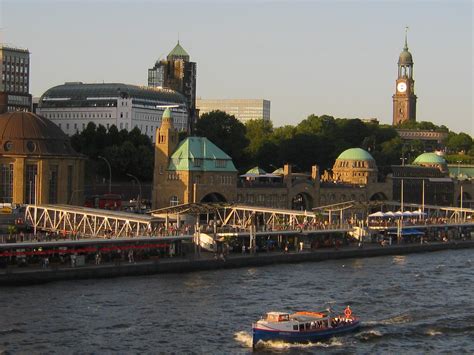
[25,204,160,238]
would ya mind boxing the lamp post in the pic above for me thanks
[400,156,407,212]
[126,173,142,213]
[98,156,112,194]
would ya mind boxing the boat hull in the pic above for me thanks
[252,319,361,346]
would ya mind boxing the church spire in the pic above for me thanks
[404,26,409,50]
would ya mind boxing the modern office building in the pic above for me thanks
[36,82,188,139]
[196,99,271,122]
[0,45,32,111]
[148,41,197,131]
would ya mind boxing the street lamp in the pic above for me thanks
[98,156,112,194]
[126,173,142,213]
[400,156,407,212]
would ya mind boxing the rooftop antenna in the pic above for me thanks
[178,32,180,44]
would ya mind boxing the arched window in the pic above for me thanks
[169,196,179,206]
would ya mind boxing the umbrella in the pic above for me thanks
[369,211,385,218]
[384,211,395,217]
[402,211,415,217]
[393,211,403,217]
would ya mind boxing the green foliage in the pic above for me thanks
[397,120,448,132]
[445,132,473,154]
[71,124,154,181]
[195,110,249,166]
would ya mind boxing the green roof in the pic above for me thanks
[272,167,284,174]
[413,152,446,165]
[168,137,237,172]
[162,107,172,120]
[168,41,189,60]
[246,166,267,175]
[337,148,374,161]
[448,165,474,179]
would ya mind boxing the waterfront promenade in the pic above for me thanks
[1,239,473,286]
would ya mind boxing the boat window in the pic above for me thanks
[306,323,311,330]
[278,314,289,322]
[299,324,304,331]
[293,325,298,331]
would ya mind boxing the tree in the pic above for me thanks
[195,110,249,165]
[446,132,473,153]
[245,119,273,156]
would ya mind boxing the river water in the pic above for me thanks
[1,249,473,354]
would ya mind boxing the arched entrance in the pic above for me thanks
[370,192,388,201]
[201,192,227,203]
[291,193,313,211]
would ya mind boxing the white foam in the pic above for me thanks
[234,330,343,349]
[426,329,442,336]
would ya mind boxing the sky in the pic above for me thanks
[1,0,472,134]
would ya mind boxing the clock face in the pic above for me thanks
[397,82,407,93]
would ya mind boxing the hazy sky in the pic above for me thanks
[1,0,472,134]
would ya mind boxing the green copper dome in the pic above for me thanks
[167,41,189,60]
[337,148,374,161]
[413,152,446,165]
[162,107,172,120]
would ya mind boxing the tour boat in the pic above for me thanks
[252,306,360,348]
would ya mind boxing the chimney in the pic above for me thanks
[0,92,7,114]
[311,165,320,180]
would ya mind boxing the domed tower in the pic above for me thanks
[392,28,417,125]
[332,148,378,185]
[152,108,179,208]
[0,111,85,205]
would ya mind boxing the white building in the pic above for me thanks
[37,82,188,139]
[196,99,270,122]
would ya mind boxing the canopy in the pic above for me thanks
[369,211,385,218]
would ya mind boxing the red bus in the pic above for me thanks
[84,194,122,210]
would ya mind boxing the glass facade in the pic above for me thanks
[0,164,14,203]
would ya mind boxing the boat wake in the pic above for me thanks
[355,329,383,341]
[362,312,412,326]
[234,331,343,350]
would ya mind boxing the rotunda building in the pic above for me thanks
[332,148,378,185]
[0,111,85,205]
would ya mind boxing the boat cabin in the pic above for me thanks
[264,312,290,322]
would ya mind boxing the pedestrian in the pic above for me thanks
[299,241,304,252]
[95,252,101,265]
[242,245,246,255]
[128,249,134,263]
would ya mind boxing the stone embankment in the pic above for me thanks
[1,240,473,286]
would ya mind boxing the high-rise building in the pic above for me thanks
[196,99,271,122]
[392,31,417,125]
[0,45,32,111]
[148,42,197,131]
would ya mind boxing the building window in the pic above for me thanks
[0,164,14,203]
[49,165,58,204]
[215,159,227,168]
[170,196,179,206]
[193,158,203,167]
[25,164,38,204]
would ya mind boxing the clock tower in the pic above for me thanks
[392,29,417,125]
